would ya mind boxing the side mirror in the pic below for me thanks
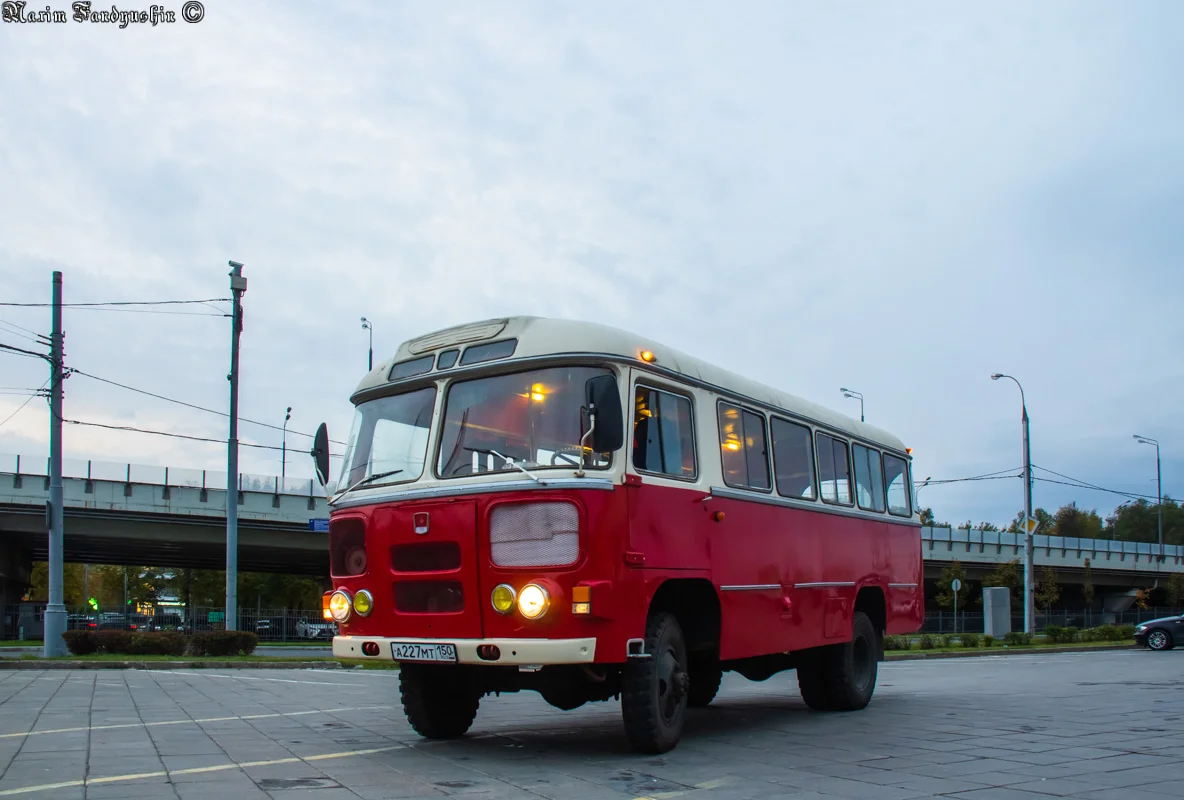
[311,422,331,487]
[584,375,623,454]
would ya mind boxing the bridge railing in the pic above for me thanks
[1,452,321,497]
[922,525,1183,560]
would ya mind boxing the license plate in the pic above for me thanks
[391,642,457,662]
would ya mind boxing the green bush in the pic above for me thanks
[191,631,258,656]
[95,629,133,653]
[1004,631,1032,646]
[983,635,995,647]
[1045,626,1078,644]
[918,634,936,650]
[61,630,98,655]
[884,635,911,651]
[935,634,951,648]
[1116,624,1136,640]
[127,632,189,656]
[960,633,981,648]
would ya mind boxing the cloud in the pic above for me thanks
[1,1,1181,526]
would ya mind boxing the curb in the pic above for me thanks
[886,643,1137,661]
[0,660,342,670]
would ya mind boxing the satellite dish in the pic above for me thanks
[311,422,331,487]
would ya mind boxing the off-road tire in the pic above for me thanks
[621,612,690,753]
[687,657,723,708]
[399,664,480,739]
[797,611,879,712]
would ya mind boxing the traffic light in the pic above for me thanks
[87,597,99,611]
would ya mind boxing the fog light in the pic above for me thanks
[491,584,516,615]
[477,644,501,661]
[353,589,373,616]
[361,641,380,657]
[328,590,352,622]
[518,583,549,619]
[572,602,590,615]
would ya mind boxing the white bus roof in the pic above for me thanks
[355,315,909,454]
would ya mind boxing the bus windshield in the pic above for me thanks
[437,365,615,477]
[337,386,436,493]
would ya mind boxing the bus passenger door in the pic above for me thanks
[625,373,709,571]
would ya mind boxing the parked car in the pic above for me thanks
[295,617,336,640]
[1134,614,1184,650]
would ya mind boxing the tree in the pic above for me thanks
[919,507,935,526]
[934,560,970,611]
[1006,508,1054,536]
[979,521,1000,532]
[1082,558,1095,608]
[1052,503,1103,540]
[1104,497,1183,546]
[980,558,1023,611]
[1164,573,1184,607]
[1035,566,1060,614]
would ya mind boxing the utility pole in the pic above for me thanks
[992,373,1035,636]
[43,271,67,658]
[226,261,247,632]
[1134,435,1162,561]
[361,317,373,371]
[282,406,291,481]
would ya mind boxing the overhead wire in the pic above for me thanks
[0,379,49,429]
[69,368,348,445]
[0,298,231,308]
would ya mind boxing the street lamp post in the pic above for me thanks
[991,373,1035,636]
[840,387,864,422]
[282,406,292,481]
[361,317,373,372]
[1133,435,1162,560]
[914,476,932,510]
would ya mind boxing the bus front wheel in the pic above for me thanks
[399,663,480,739]
[621,611,689,753]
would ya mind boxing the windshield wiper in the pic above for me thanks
[464,447,548,486]
[327,469,404,505]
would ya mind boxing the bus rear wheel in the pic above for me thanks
[621,611,689,753]
[399,664,480,740]
[797,610,878,712]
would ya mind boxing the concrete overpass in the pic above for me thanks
[0,454,330,606]
[2,452,1179,607]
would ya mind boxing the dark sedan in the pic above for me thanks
[1134,614,1184,650]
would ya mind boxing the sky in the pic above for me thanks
[1,1,1181,529]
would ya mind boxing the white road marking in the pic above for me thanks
[0,744,404,796]
[634,777,735,800]
[0,705,392,740]
[142,669,368,686]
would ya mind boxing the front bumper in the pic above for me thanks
[332,635,597,665]
[1133,629,1148,646]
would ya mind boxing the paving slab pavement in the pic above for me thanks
[0,649,1180,799]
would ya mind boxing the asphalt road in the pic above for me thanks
[0,648,1181,798]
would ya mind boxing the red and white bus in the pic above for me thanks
[311,316,922,753]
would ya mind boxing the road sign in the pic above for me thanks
[951,579,962,592]
[1025,517,1038,534]
[309,518,329,532]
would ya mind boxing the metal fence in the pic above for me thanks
[2,604,336,643]
[921,607,1184,634]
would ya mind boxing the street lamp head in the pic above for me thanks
[990,373,1002,380]
[360,317,371,330]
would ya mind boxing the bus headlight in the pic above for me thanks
[517,583,549,619]
[352,589,373,617]
[491,584,516,615]
[328,590,352,622]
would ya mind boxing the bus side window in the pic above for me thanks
[883,454,912,517]
[717,402,771,491]
[633,386,697,479]
[771,417,816,500]
[817,433,853,506]
[852,444,886,513]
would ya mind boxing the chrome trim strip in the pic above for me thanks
[331,477,615,510]
[888,583,918,588]
[720,584,781,591]
[709,486,920,528]
[794,582,856,588]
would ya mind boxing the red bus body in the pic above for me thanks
[320,317,922,752]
